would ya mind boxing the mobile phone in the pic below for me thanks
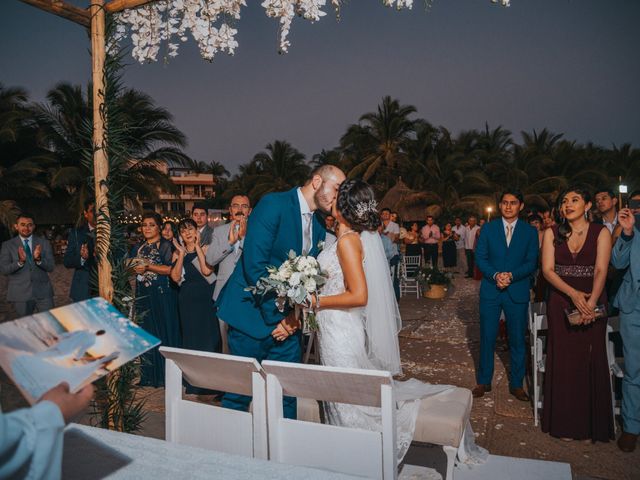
[629,198,640,210]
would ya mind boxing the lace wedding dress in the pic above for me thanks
[316,231,454,462]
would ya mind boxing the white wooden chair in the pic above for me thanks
[160,346,268,459]
[400,254,421,298]
[527,301,547,426]
[607,316,624,432]
[262,360,398,479]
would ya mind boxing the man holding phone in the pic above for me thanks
[206,195,252,352]
[611,190,640,452]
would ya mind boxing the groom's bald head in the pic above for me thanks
[301,165,346,214]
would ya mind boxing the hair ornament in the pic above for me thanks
[355,200,378,220]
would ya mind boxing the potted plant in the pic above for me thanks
[418,267,452,300]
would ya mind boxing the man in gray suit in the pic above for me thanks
[206,195,251,352]
[0,212,55,317]
[192,203,213,247]
[611,194,640,453]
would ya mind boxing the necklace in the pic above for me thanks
[574,229,586,236]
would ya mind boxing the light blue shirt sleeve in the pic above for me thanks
[380,234,396,261]
[0,401,65,480]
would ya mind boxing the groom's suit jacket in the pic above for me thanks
[475,218,539,303]
[216,188,326,339]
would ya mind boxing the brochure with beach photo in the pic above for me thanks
[0,297,160,404]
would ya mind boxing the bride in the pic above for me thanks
[305,179,455,461]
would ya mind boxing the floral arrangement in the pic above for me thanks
[112,1,510,64]
[418,266,452,290]
[245,250,327,330]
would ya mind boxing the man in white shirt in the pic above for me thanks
[380,208,400,243]
[594,187,618,234]
[192,203,213,246]
[0,212,55,317]
[464,216,480,278]
[452,217,467,274]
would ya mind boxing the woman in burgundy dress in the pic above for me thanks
[541,187,614,442]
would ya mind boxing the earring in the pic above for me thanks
[584,211,588,220]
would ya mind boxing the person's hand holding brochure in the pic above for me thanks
[0,298,160,404]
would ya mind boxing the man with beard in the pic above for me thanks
[217,165,345,419]
[206,194,252,353]
[0,212,55,317]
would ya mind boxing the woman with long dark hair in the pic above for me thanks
[541,186,614,442]
[130,211,180,387]
[170,218,220,394]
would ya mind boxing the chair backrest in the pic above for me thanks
[402,255,421,278]
[160,347,267,459]
[262,360,397,480]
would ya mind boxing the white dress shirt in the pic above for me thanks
[452,225,466,249]
[464,225,480,249]
[502,217,518,246]
[602,213,618,234]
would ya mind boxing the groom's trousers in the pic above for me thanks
[222,326,301,419]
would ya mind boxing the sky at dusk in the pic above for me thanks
[1,1,639,172]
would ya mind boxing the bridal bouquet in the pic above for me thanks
[245,250,327,331]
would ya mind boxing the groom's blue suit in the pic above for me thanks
[475,218,539,389]
[216,187,326,418]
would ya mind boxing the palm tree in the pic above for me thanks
[33,82,191,215]
[224,141,309,203]
[342,96,417,190]
[0,84,51,226]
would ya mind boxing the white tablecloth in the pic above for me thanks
[62,424,363,479]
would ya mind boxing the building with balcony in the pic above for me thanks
[141,162,216,216]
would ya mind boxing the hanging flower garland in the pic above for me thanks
[113,0,510,64]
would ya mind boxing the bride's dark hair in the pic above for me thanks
[337,179,381,233]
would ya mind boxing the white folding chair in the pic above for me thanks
[527,301,547,426]
[160,347,268,459]
[607,317,624,432]
[400,254,421,299]
[262,360,398,479]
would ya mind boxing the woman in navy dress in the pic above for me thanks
[541,187,614,442]
[170,218,220,394]
[130,211,180,387]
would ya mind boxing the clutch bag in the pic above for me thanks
[564,304,607,325]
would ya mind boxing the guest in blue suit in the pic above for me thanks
[63,198,96,302]
[217,165,346,419]
[611,195,640,453]
[473,190,539,401]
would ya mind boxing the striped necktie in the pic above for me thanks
[506,224,513,247]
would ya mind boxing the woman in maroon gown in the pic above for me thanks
[541,187,614,442]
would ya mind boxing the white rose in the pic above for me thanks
[304,277,316,292]
[289,272,302,286]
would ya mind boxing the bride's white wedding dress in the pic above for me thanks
[316,230,453,461]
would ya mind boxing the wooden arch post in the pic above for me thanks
[90,0,113,302]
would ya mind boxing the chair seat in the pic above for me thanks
[297,397,322,423]
[413,387,472,448]
[297,387,472,449]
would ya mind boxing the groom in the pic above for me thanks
[217,165,346,418]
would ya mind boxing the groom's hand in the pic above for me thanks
[271,312,301,341]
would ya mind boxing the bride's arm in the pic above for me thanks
[314,234,367,310]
